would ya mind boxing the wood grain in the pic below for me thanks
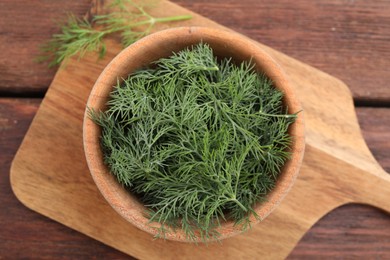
[356,108,390,172]
[1,0,389,102]
[2,0,390,258]
[0,99,130,259]
[1,104,389,258]
[290,204,390,259]
[172,0,390,103]
[8,0,390,259]
[0,0,91,94]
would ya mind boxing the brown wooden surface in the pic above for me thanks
[1,0,390,102]
[0,0,93,94]
[1,0,389,259]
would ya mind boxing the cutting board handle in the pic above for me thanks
[345,166,390,213]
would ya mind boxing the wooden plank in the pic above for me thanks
[291,107,390,258]
[174,0,390,103]
[0,0,91,93]
[356,107,390,172]
[0,99,39,160]
[8,0,390,259]
[290,204,390,259]
[1,101,389,258]
[1,0,390,102]
[0,98,129,259]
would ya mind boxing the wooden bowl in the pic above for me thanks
[83,27,305,242]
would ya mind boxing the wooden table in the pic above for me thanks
[1,0,389,258]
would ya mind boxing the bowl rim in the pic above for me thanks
[83,26,305,242]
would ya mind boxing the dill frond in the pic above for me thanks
[38,0,192,67]
[90,43,297,241]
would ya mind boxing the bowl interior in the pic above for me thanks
[83,27,305,242]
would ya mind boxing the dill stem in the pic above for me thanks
[257,111,297,118]
[103,15,192,34]
[229,198,248,212]
[154,15,192,23]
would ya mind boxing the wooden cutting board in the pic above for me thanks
[10,0,390,259]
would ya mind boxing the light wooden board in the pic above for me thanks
[10,0,390,259]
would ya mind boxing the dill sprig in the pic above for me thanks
[38,0,192,67]
[89,43,297,241]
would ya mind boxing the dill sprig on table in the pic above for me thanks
[89,43,297,241]
[38,0,192,67]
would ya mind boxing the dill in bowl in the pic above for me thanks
[89,43,297,241]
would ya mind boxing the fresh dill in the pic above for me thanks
[38,0,192,67]
[89,43,297,241]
